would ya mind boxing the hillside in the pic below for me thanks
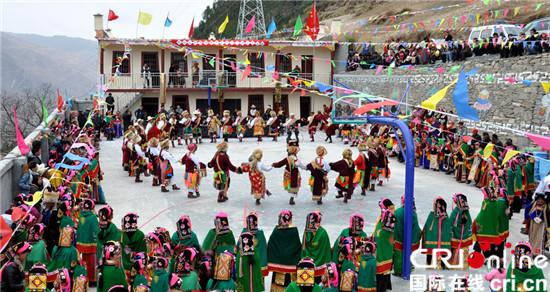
[1,32,98,97]
[194,0,549,41]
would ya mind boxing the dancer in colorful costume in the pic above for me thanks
[301,211,331,278]
[306,146,330,205]
[180,143,205,198]
[245,149,273,205]
[330,149,356,203]
[449,193,473,268]
[421,197,451,269]
[272,140,305,205]
[208,141,242,202]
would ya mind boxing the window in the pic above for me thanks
[480,29,493,40]
[248,52,264,77]
[273,94,289,115]
[112,51,130,74]
[248,95,264,113]
[275,53,292,73]
[469,30,481,41]
[301,55,313,80]
[170,53,188,73]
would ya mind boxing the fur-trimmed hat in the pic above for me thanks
[316,146,327,157]
[160,139,170,150]
[216,141,228,152]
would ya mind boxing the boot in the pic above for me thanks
[178,138,183,145]
[135,171,143,183]
[328,136,332,143]
[255,199,261,205]
[378,180,383,186]
[361,189,366,196]
[152,177,159,186]
[188,192,197,199]
[217,192,225,203]
[172,184,180,190]
[257,136,261,142]
[172,140,175,147]
[336,191,344,199]
[239,137,243,142]
[370,184,376,192]
[274,136,277,142]
[161,185,169,192]
[289,197,295,205]
[317,197,323,205]
[343,193,350,203]
[266,190,272,196]
[195,191,200,197]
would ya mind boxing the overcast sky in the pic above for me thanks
[1,0,215,40]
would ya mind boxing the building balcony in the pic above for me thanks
[102,71,332,92]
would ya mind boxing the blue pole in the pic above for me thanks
[367,116,415,280]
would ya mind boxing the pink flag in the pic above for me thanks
[272,70,279,80]
[230,61,237,72]
[241,65,252,80]
[460,15,467,24]
[245,16,256,34]
[353,100,399,115]
[13,106,30,155]
[375,65,383,75]
[527,133,550,150]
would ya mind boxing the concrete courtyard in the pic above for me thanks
[98,131,533,290]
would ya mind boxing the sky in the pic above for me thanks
[1,0,216,40]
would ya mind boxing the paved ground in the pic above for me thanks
[99,131,533,290]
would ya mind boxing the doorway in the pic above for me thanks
[248,95,264,114]
[142,52,159,87]
[299,96,311,119]
[196,98,218,115]
[172,95,189,111]
[142,97,159,117]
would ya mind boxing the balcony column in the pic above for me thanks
[217,48,224,115]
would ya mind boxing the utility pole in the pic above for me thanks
[236,0,267,39]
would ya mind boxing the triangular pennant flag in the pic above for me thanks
[41,96,49,125]
[502,150,520,165]
[245,15,256,34]
[241,65,252,80]
[266,18,277,39]
[304,3,320,41]
[12,106,30,155]
[421,79,457,110]
[452,69,480,121]
[57,89,64,111]
[526,133,550,150]
[483,143,494,159]
[209,58,215,68]
[293,15,303,37]
[188,17,195,39]
[541,81,550,94]
[218,15,229,34]
[164,15,173,27]
[108,9,119,21]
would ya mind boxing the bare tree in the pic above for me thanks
[0,83,55,156]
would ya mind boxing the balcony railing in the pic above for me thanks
[102,71,331,90]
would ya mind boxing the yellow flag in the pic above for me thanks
[244,56,250,65]
[138,11,153,25]
[421,79,457,110]
[218,15,229,34]
[541,81,550,94]
[501,150,520,165]
[303,80,314,87]
[483,143,494,159]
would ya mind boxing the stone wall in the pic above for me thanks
[334,54,550,142]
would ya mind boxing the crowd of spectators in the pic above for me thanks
[346,29,549,71]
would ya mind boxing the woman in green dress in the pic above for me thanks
[421,197,451,269]
[150,257,170,292]
[170,215,201,274]
[331,213,367,269]
[392,196,420,277]
[320,262,339,292]
[47,225,78,274]
[97,206,121,262]
[98,241,128,292]
[285,257,323,292]
[236,231,264,292]
[449,193,472,269]
[357,240,376,292]
[203,212,237,291]
[301,211,331,279]
[121,213,147,272]
[25,223,49,270]
[173,247,201,291]
[505,242,546,292]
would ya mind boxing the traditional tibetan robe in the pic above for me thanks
[72,264,88,291]
[353,152,372,191]
[98,265,128,292]
[392,206,421,276]
[121,230,147,270]
[285,282,323,292]
[374,224,393,275]
[273,155,302,194]
[473,198,509,245]
[357,254,376,292]
[132,273,149,290]
[301,226,332,274]
[169,230,201,274]
[329,159,355,196]
[505,264,546,292]
[97,222,121,260]
[179,271,201,291]
[306,158,329,202]
[76,210,99,283]
[449,207,473,268]
[25,240,49,270]
[236,236,265,292]
[524,160,536,191]
[331,228,368,266]
[202,229,236,255]
[242,228,268,275]
[267,226,302,292]
[208,152,238,191]
[422,212,451,252]
[150,268,169,292]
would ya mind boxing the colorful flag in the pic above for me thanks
[41,96,48,125]
[164,15,173,27]
[57,89,64,111]
[108,9,119,21]
[501,150,520,165]
[526,133,550,150]
[293,15,303,38]
[188,17,195,39]
[266,18,276,39]
[12,106,30,155]
[218,15,229,34]
[452,69,480,121]
[421,79,457,110]
[541,81,550,94]
[138,11,153,25]
[304,3,320,41]
[483,143,494,159]
[242,65,252,80]
[245,15,256,34]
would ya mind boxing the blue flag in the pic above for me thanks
[452,68,480,121]
[164,16,173,27]
[266,18,276,39]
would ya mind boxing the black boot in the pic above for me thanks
[336,191,344,198]
[195,191,200,197]
[289,197,295,205]
[135,171,143,183]
[217,192,224,202]
[188,192,197,199]
[152,178,159,186]
[361,189,366,196]
[266,190,272,196]
[161,185,169,192]
[344,193,350,203]
[255,199,261,205]
[172,184,180,190]
[370,184,376,192]
[317,197,323,205]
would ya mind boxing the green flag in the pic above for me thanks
[293,15,303,37]
[84,111,94,127]
[41,96,49,126]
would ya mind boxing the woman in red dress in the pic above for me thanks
[246,149,273,205]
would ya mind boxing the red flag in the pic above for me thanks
[12,106,30,155]
[188,17,195,39]
[57,89,64,111]
[241,65,252,80]
[108,9,119,21]
[92,97,98,110]
[304,4,320,41]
